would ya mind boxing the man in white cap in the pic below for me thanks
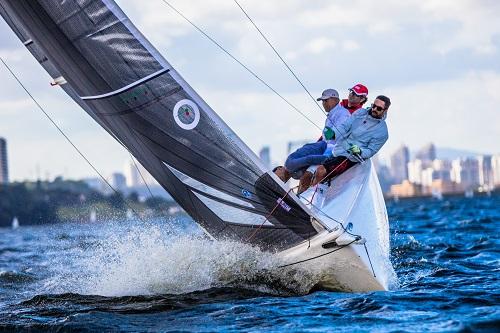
[274,88,350,187]
[317,89,351,144]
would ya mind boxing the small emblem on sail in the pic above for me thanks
[173,99,200,130]
[241,189,252,198]
[276,198,291,212]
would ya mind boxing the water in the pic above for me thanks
[1,195,499,332]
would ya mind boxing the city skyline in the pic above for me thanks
[1,133,498,185]
[1,0,499,181]
[388,143,499,197]
[2,132,499,200]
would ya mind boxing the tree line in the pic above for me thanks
[0,178,177,227]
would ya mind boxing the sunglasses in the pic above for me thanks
[371,104,386,111]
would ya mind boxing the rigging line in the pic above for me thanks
[232,0,326,116]
[305,198,366,243]
[303,158,349,205]
[363,243,376,278]
[278,239,356,268]
[246,185,299,242]
[105,128,156,200]
[307,199,364,238]
[128,151,155,199]
[0,57,146,222]
[159,0,322,131]
[88,119,157,201]
[232,0,350,144]
[107,131,174,220]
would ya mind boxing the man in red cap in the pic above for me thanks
[340,83,368,114]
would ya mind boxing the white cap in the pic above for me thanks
[316,89,339,101]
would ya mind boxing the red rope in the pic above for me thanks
[306,158,349,204]
[247,158,351,242]
[246,185,298,242]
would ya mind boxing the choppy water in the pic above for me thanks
[0,195,499,332]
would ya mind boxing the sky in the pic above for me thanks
[0,0,499,181]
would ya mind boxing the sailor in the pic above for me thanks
[298,95,391,192]
[274,88,350,183]
[341,83,369,114]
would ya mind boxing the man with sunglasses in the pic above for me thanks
[340,83,369,114]
[299,95,391,191]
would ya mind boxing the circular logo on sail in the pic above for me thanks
[173,99,200,130]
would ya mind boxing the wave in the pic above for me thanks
[19,287,270,315]
[43,224,323,297]
[0,270,37,284]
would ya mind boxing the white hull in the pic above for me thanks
[278,160,395,292]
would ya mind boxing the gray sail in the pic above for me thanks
[0,0,326,251]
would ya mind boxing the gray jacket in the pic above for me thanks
[332,108,389,161]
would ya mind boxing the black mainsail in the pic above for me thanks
[0,0,327,250]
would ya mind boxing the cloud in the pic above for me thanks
[380,70,500,158]
[305,37,337,54]
[342,40,360,52]
[0,0,499,181]
[0,98,33,116]
[0,48,29,63]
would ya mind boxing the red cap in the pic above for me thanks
[350,83,368,96]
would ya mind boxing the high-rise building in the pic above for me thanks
[108,172,127,193]
[421,167,434,187]
[477,155,493,189]
[259,146,271,170]
[492,155,500,186]
[124,160,141,187]
[0,137,8,184]
[407,159,424,184]
[408,158,451,186]
[123,159,158,187]
[432,159,452,182]
[416,143,436,162]
[390,145,410,183]
[451,158,480,189]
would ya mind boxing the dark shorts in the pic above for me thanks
[284,141,328,179]
[323,156,357,180]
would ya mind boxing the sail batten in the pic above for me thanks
[0,0,326,251]
[81,68,170,100]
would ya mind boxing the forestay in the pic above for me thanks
[0,0,327,250]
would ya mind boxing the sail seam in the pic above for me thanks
[96,86,183,116]
[80,68,169,100]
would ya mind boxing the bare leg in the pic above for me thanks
[298,171,315,194]
[274,166,291,183]
[312,165,327,186]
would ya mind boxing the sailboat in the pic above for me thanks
[11,216,19,229]
[0,0,394,292]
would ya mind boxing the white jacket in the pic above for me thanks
[322,103,351,145]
